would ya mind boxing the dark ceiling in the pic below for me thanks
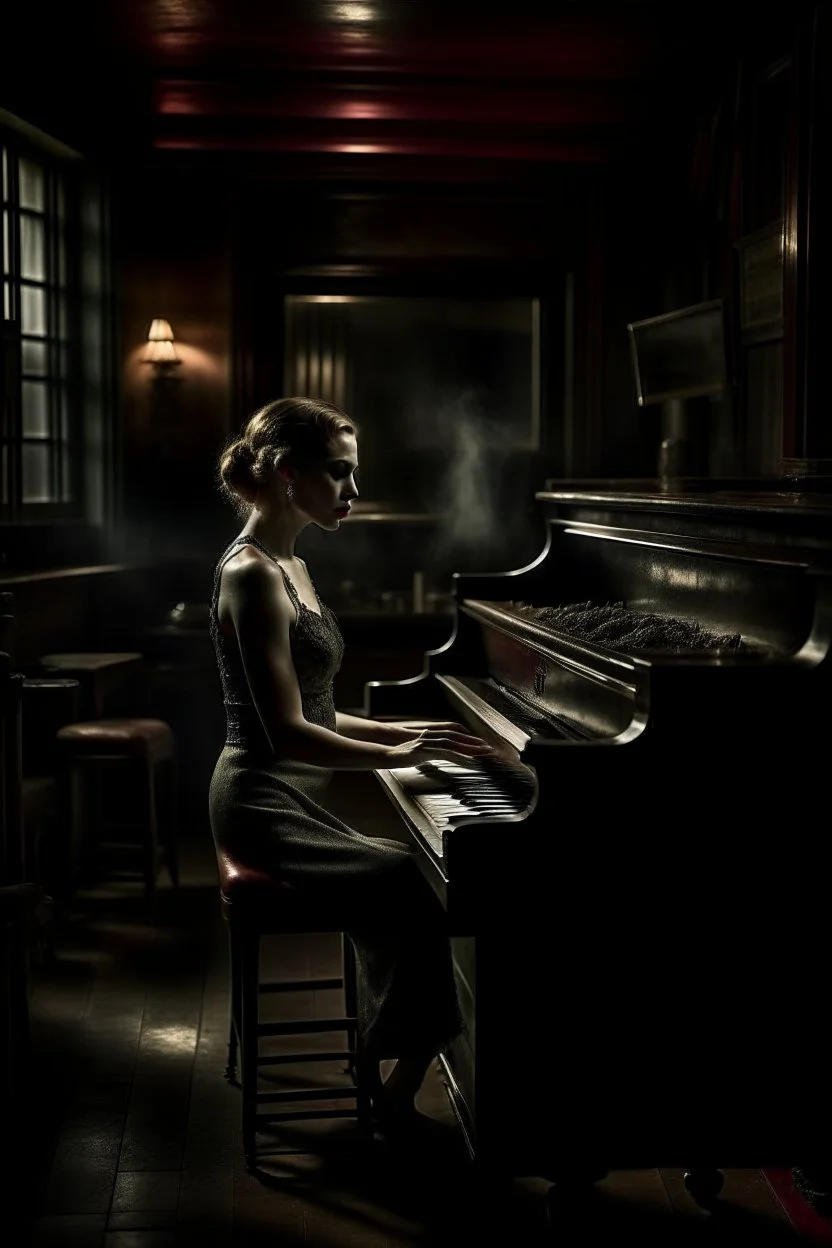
[6,1,743,183]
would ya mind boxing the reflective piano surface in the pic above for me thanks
[364,487,832,1180]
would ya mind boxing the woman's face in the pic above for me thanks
[292,431,359,531]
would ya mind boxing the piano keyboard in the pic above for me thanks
[387,755,537,858]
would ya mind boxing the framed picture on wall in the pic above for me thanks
[738,221,784,342]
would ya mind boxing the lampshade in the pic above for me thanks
[147,318,175,343]
[144,318,181,365]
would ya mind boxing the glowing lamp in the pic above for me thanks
[144,319,181,366]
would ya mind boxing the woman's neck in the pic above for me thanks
[243,511,305,562]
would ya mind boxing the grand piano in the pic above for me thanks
[364,483,832,1195]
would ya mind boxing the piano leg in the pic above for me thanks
[682,1168,725,1203]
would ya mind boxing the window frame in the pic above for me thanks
[1,123,84,522]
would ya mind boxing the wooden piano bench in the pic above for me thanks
[56,717,179,901]
[216,850,372,1170]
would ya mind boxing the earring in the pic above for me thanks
[286,481,294,501]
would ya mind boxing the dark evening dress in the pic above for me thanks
[208,534,462,1061]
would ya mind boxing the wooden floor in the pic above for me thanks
[8,772,832,1247]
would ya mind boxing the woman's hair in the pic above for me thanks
[217,396,357,514]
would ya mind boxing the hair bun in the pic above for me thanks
[217,396,356,518]
[219,438,255,494]
[231,440,254,468]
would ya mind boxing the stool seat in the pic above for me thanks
[217,850,329,930]
[57,718,174,763]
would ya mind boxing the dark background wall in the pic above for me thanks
[6,2,822,581]
[2,1,828,750]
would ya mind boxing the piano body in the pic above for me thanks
[365,485,832,1183]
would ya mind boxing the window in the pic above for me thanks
[1,111,114,534]
[1,139,78,513]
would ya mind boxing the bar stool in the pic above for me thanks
[217,849,372,1169]
[56,718,179,899]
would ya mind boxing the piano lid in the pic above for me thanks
[535,480,832,550]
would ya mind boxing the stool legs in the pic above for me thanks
[226,921,370,1169]
[226,925,241,1083]
[163,755,180,889]
[60,753,179,901]
[240,927,261,1169]
[342,934,373,1131]
[137,755,180,898]
[60,762,98,897]
[57,765,83,906]
[142,760,159,901]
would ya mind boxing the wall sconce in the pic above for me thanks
[144,319,181,368]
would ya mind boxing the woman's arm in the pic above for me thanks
[335,710,404,742]
[224,553,395,769]
[335,711,473,744]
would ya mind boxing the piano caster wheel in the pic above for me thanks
[683,1168,724,1203]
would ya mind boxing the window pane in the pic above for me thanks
[1,148,7,201]
[21,284,46,335]
[22,338,48,375]
[60,386,69,439]
[19,157,45,212]
[22,441,53,502]
[3,278,11,320]
[2,209,9,275]
[61,441,73,502]
[20,214,45,281]
[22,380,50,437]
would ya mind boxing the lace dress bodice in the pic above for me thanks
[209,534,345,750]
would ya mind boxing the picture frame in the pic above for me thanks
[627,299,727,407]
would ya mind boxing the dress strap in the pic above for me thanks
[211,535,256,601]
[275,563,302,611]
[213,534,315,618]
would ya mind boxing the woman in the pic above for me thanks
[208,396,493,1131]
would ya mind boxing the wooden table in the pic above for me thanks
[39,652,145,719]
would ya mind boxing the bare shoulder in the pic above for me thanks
[223,543,276,587]
[220,545,288,619]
